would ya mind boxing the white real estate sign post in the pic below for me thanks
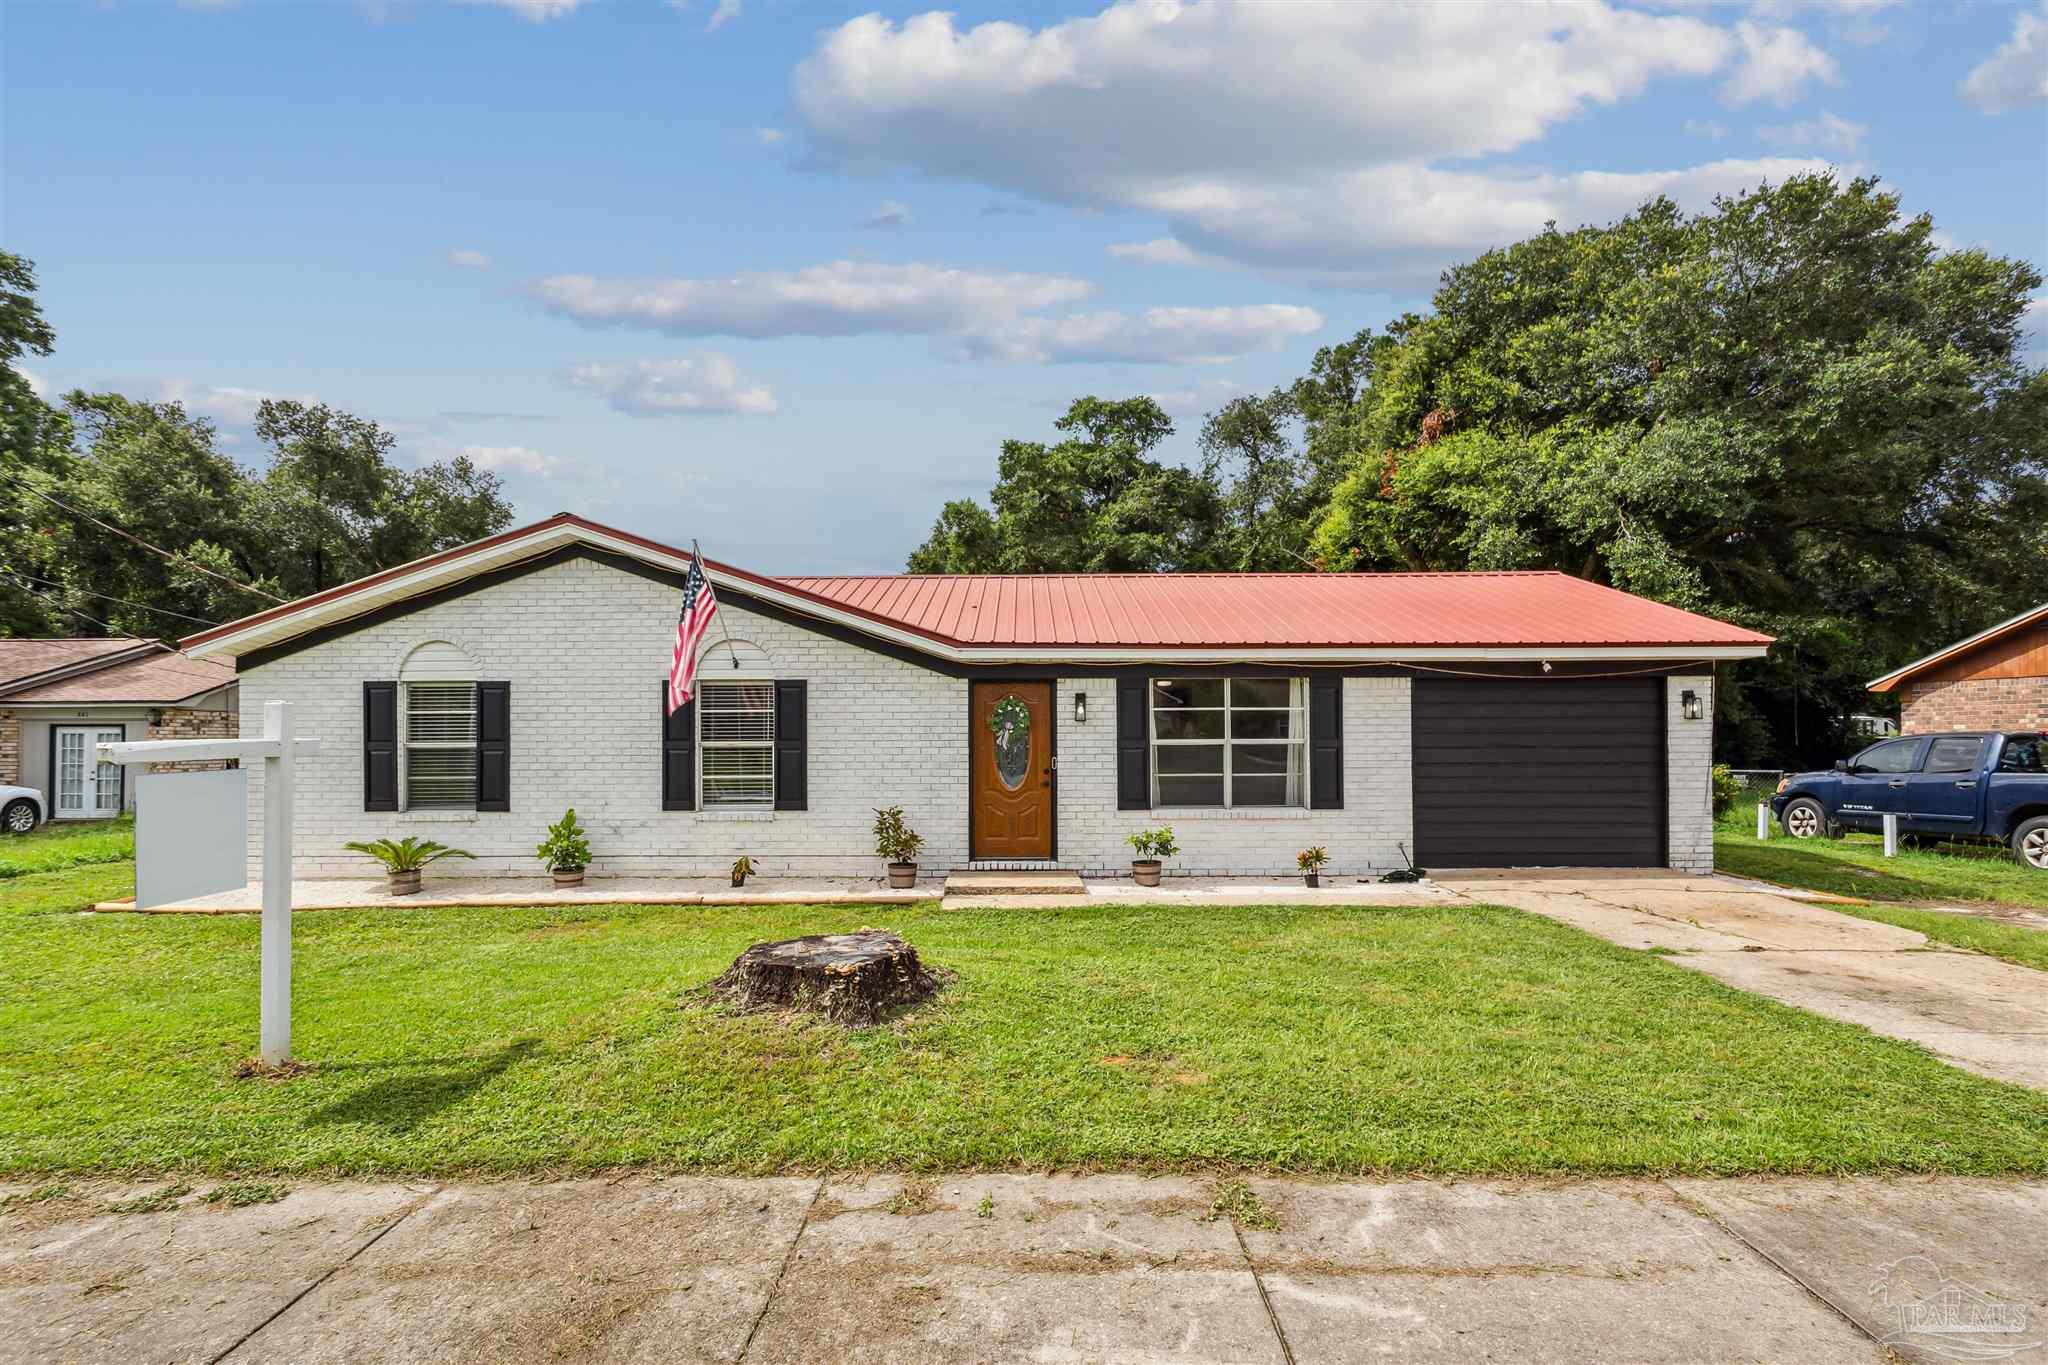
[99,701,321,1065]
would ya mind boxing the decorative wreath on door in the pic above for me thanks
[989,694,1032,788]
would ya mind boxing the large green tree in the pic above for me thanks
[908,397,1225,573]
[1307,175,2046,763]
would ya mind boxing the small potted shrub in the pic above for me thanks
[344,836,474,896]
[536,808,592,888]
[1127,827,1177,886]
[874,806,924,889]
[730,854,756,888]
[1297,846,1329,888]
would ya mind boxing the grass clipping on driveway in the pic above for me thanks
[1,897,2044,1178]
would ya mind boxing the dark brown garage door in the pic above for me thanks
[1412,677,1665,868]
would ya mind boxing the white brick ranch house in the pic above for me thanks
[179,514,1772,880]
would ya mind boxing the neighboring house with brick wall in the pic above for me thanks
[1870,604,2048,734]
[180,514,1771,879]
[0,638,237,823]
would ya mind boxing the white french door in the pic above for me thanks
[54,726,125,819]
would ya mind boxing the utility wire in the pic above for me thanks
[0,570,221,627]
[4,572,124,635]
[0,472,286,604]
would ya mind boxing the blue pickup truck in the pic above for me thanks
[1771,731,2048,868]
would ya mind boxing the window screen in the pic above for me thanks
[1150,677,1306,807]
[699,681,775,809]
[403,681,477,810]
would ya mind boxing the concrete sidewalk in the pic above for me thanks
[1441,870,2048,1090]
[4,1174,2042,1363]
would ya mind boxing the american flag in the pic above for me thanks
[667,547,718,714]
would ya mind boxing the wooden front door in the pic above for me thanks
[970,681,1054,860]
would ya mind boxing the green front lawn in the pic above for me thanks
[0,814,134,879]
[3,870,2043,1178]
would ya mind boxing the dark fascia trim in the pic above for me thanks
[232,545,1721,684]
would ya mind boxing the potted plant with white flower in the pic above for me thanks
[1127,827,1177,887]
[874,807,924,889]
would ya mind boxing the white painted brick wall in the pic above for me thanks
[238,557,968,878]
[1666,674,1716,873]
[235,553,1711,878]
[1049,676,1415,877]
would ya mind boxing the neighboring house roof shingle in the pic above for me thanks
[0,638,236,705]
[181,513,1773,663]
[0,637,154,689]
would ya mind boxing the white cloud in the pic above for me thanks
[1759,109,1865,154]
[530,259,1319,364]
[1146,376,1247,421]
[18,368,47,399]
[790,3,1833,286]
[562,356,777,416]
[707,0,740,31]
[443,248,493,270]
[965,305,1323,365]
[753,127,787,145]
[1961,1,2048,112]
[531,261,1092,339]
[860,200,911,231]
[1720,22,1839,105]
[1107,238,1203,267]
[465,0,581,19]
[1683,118,1729,140]
[157,380,316,425]
[460,444,570,477]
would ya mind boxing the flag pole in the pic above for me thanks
[695,539,741,669]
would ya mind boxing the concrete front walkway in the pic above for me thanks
[1441,870,2048,1090]
[4,1174,2041,1364]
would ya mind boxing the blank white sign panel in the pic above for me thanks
[135,768,249,909]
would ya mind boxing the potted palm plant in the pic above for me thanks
[874,806,924,889]
[730,854,756,888]
[1127,827,1177,886]
[344,836,474,896]
[536,808,592,887]
[1297,846,1329,888]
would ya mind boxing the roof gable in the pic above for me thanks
[1870,603,2048,692]
[181,513,1773,665]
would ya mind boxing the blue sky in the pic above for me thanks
[6,0,2044,573]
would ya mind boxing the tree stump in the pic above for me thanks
[705,930,943,1028]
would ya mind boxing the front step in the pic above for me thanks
[942,869,1085,897]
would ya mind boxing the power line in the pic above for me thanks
[4,572,124,636]
[0,472,286,604]
[0,571,221,627]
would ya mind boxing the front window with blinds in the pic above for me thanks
[700,681,775,809]
[402,681,477,809]
[1151,678,1307,807]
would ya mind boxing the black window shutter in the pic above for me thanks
[773,679,808,811]
[1309,675,1343,810]
[1116,675,1151,809]
[662,681,696,810]
[476,681,511,812]
[364,681,398,811]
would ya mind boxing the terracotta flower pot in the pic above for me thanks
[1131,859,1161,887]
[552,868,585,888]
[388,869,421,896]
[887,862,918,889]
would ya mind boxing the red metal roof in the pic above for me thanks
[775,570,1772,650]
[179,514,1772,657]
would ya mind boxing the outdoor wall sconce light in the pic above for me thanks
[1073,690,1088,724]
[1681,689,1704,721]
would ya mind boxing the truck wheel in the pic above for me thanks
[2,799,37,835]
[1781,798,1826,840]
[2012,817,2048,871]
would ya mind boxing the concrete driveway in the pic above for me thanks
[5,1174,2043,1363]
[1441,870,2048,1090]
